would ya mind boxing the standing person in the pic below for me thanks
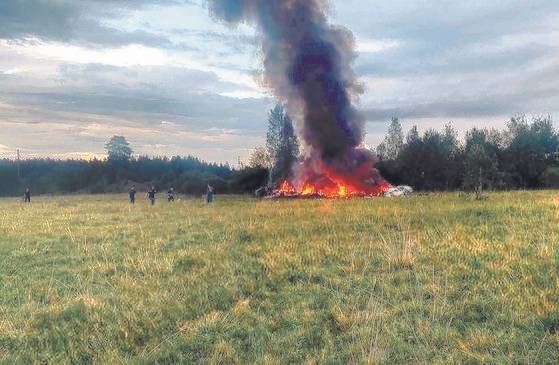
[147,186,156,205]
[167,187,175,202]
[206,184,214,203]
[129,186,137,204]
[23,188,31,203]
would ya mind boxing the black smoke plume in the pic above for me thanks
[208,0,387,192]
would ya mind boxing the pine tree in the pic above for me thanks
[271,113,299,184]
[377,118,404,160]
[266,104,286,161]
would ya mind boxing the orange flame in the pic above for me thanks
[274,176,389,199]
[338,184,347,197]
[272,159,391,199]
[301,183,315,196]
[278,180,296,194]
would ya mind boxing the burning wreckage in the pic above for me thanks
[264,153,413,199]
[256,156,413,199]
[265,181,413,199]
[209,0,413,199]
[261,180,412,200]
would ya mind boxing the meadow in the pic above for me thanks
[0,192,558,364]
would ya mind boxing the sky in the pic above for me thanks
[1,0,558,164]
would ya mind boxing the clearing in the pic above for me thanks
[0,192,558,364]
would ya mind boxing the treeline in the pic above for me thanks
[375,115,559,191]
[3,111,558,197]
[0,156,268,197]
[1,105,300,198]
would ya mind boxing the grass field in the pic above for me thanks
[0,192,558,364]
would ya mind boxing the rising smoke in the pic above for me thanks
[207,0,386,191]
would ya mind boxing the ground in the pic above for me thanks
[0,192,558,364]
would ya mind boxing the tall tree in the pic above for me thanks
[377,117,404,160]
[406,125,420,144]
[271,113,299,183]
[396,125,425,189]
[503,115,559,188]
[420,129,452,190]
[266,104,287,161]
[463,128,500,193]
[441,123,463,189]
[265,103,299,184]
[105,136,133,161]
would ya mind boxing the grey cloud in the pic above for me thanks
[0,0,256,58]
[56,63,260,100]
[356,40,558,78]
[18,91,270,134]
[171,29,256,45]
[336,0,559,78]
[339,1,559,46]
[171,29,258,55]
[363,83,559,123]
[206,61,255,75]
[330,0,559,124]
[1,63,272,134]
[0,0,180,47]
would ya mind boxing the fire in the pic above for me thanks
[338,184,347,197]
[269,149,392,199]
[272,173,390,199]
[301,183,315,196]
[278,180,295,193]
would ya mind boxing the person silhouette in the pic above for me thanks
[167,187,175,202]
[129,186,136,204]
[147,186,156,205]
[206,184,214,203]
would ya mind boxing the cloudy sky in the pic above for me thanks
[1,0,558,164]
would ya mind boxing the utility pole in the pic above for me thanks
[16,148,21,179]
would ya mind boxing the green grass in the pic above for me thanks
[0,192,558,364]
